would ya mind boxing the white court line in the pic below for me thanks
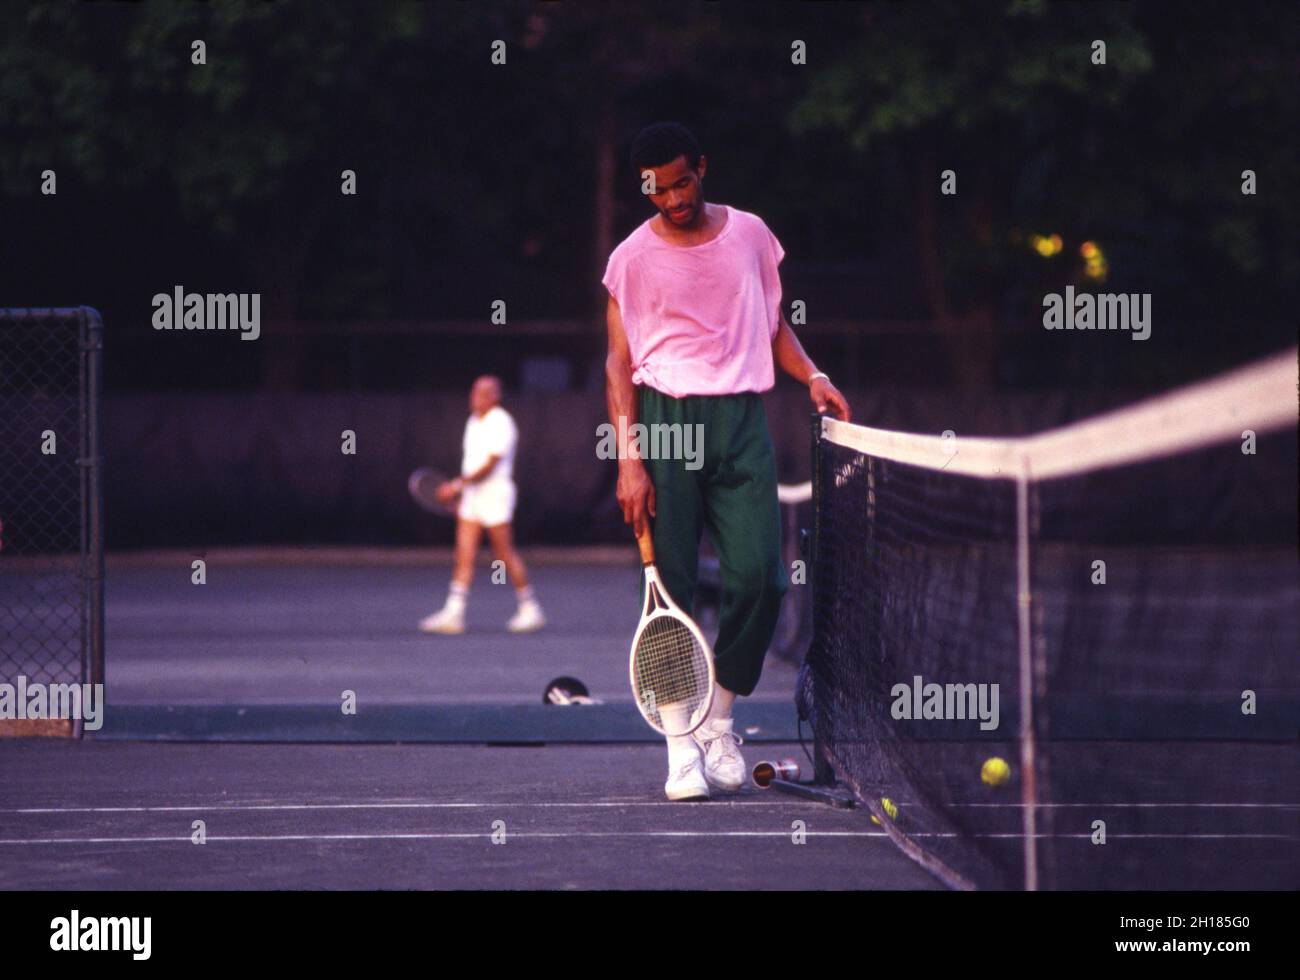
[0,830,882,845]
[0,830,1293,846]
[1,800,798,814]
[962,833,1297,841]
[3,800,1294,815]
[949,802,1300,809]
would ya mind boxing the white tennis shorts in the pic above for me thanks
[458,480,517,527]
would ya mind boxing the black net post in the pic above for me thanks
[80,307,105,689]
[807,412,834,785]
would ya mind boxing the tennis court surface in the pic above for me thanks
[1,552,940,890]
[0,740,938,890]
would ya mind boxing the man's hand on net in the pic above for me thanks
[811,377,851,422]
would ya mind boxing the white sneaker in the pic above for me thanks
[665,753,710,802]
[506,601,545,633]
[693,719,746,793]
[418,607,465,634]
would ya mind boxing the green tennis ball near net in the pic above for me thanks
[981,757,1011,787]
[870,797,899,826]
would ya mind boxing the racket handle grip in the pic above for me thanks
[636,526,655,566]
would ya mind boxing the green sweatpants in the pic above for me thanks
[638,387,787,697]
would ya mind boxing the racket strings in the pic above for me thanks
[634,616,711,732]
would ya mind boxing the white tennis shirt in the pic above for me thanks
[461,405,517,486]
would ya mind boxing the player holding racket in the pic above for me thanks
[604,122,850,800]
[419,375,545,634]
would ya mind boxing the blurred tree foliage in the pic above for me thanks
[1,0,1293,391]
[790,0,1297,384]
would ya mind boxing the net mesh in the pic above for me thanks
[1030,434,1298,889]
[801,349,1299,890]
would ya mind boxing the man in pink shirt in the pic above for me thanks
[603,122,850,801]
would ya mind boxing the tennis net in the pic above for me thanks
[799,348,1299,890]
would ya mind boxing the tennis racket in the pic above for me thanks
[628,527,715,736]
[407,467,457,517]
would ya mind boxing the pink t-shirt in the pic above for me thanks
[601,204,785,397]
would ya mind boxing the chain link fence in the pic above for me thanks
[0,308,103,733]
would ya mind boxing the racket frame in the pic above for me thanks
[407,466,456,517]
[628,530,716,736]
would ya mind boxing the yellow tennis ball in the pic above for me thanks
[981,757,1011,787]
[870,797,898,825]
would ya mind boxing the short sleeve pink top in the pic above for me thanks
[602,204,785,398]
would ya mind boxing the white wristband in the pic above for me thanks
[809,372,829,384]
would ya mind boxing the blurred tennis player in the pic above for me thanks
[603,122,850,800]
[419,375,545,634]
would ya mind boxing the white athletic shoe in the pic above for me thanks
[665,753,710,802]
[693,719,746,793]
[506,601,546,633]
[418,607,465,634]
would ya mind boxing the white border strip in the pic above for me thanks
[823,347,1298,481]
[822,418,1021,478]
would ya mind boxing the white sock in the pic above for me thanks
[515,585,536,608]
[666,735,697,766]
[706,701,733,726]
[445,583,468,615]
[660,705,696,765]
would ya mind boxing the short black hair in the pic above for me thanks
[630,122,702,174]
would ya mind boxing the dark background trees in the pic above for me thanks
[2,0,1294,396]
